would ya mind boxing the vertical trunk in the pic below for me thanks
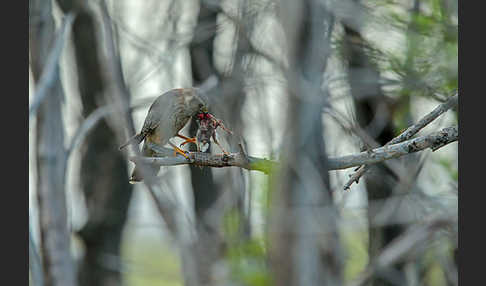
[342,24,404,285]
[269,1,342,285]
[30,0,76,285]
[54,2,134,285]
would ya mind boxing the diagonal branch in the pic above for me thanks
[129,126,457,174]
[344,92,458,190]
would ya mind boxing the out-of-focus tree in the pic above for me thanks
[268,1,343,285]
[53,1,134,285]
[29,0,76,285]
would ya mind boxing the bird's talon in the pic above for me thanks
[173,146,190,160]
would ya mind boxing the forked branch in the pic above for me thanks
[129,126,457,175]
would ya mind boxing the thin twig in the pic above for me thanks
[29,13,76,120]
[129,126,457,174]
[344,92,458,190]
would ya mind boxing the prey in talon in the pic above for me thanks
[181,111,232,155]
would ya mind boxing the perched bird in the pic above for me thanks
[119,87,207,183]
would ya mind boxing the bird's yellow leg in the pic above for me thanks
[169,141,190,159]
[176,133,197,147]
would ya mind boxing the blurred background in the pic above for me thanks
[29,0,458,285]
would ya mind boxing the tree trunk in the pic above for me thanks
[30,0,76,285]
[269,1,342,285]
[54,2,134,285]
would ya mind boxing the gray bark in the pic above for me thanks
[30,0,77,284]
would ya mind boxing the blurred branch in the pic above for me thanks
[217,11,286,71]
[344,92,458,189]
[130,126,457,174]
[29,13,75,120]
[65,95,159,157]
[348,216,455,286]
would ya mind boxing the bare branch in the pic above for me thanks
[129,126,457,174]
[389,93,457,145]
[344,92,458,189]
[130,143,277,174]
[65,94,160,157]
[329,126,457,170]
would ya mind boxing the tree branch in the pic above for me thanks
[130,142,278,174]
[328,126,457,170]
[344,92,458,190]
[129,126,457,174]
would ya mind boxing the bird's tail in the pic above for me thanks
[128,141,159,183]
[119,133,145,150]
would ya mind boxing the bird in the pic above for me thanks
[119,87,208,183]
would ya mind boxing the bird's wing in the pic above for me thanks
[140,92,173,135]
[142,89,186,137]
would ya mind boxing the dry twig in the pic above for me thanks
[344,92,458,190]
